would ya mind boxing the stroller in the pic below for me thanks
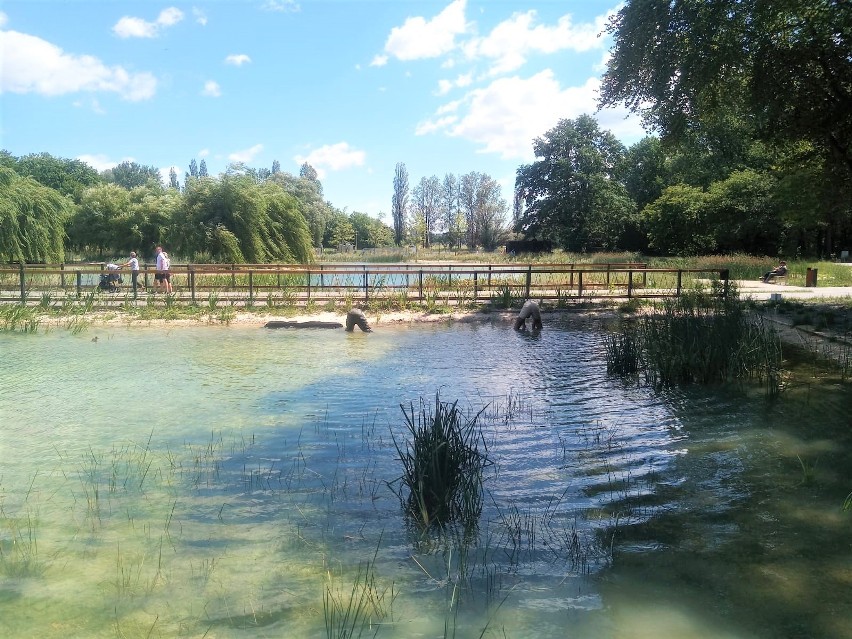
[99,264,122,292]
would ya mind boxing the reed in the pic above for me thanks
[605,286,783,394]
[391,394,490,530]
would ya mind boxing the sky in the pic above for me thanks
[0,0,647,219]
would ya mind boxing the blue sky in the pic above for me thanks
[1,0,646,219]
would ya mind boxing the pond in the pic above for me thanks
[0,319,850,638]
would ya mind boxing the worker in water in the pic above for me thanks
[345,306,372,332]
[513,300,542,331]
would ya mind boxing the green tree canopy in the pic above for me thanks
[0,167,71,262]
[173,176,312,263]
[13,152,101,201]
[102,161,163,189]
[514,115,634,251]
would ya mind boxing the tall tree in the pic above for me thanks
[169,167,180,190]
[271,160,281,175]
[514,115,634,251]
[199,159,208,177]
[14,152,100,200]
[299,163,322,195]
[412,175,441,247]
[441,173,464,248]
[0,167,71,262]
[391,162,409,246]
[600,0,852,251]
[103,161,162,189]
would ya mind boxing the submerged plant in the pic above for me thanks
[391,394,490,531]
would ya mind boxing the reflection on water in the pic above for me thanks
[0,320,850,638]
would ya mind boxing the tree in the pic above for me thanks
[199,160,208,177]
[103,161,162,189]
[600,0,852,250]
[643,185,714,255]
[391,163,409,246]
[324,210,355,248]
[299,163,322,195]
[514,115,634,251]
[412,175,441,247]
[169,167,180,190]
[350,212,394,249]
[267,170,334,247]
[173,175,312,263]
[0,167,71,262]
[271,160,281,175]
[66,184,130,256]
[14,152,101,200]
[440,174,464,248]
[186,158,199,182]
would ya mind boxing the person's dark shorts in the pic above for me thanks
[155,273,164,283]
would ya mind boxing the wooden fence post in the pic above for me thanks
[76,271,82,298]
[473,272,478,301]
[676,270,683,297]
[721,269,730,298]
[306,269,311,301]
[419,269,423,301]
[248,271,254,304]
[627,270,633,299]
[60,263,66,289]
[525,265,532,299]
[363,265,369,302]
[189,265,196,302]
[578,271,584,298]
[19,262,25,303]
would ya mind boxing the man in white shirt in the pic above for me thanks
[118,251,140,297]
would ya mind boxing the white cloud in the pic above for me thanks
[436,72,473,95]
[463,9,609,75]
[383,0,468,61]
[202,80,221,97]
[0,30,156,100]
[225,54,251,66]
[113,7,185,38]
[294,142,365,179]
[369,54,388,67]
[198,148,210,158]
[229,144,264,163]
[193,8,208,26]
[262,1,300,12]
[77,154,133,172]
[0,12,8,28]
[417,70,644,159]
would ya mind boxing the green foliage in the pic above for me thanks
[515,115,635,251]
[392,395,490,530]
[601,0,852,253]
[643,184,713,255]
[173,175,314,263]
[605,287,783,395]
[12,152,101,200]
[101,161,163,189]
[0,167,70,262]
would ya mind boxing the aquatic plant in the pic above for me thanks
[323,536,396,639]
[391,394,490,530]
[604,285,783,395]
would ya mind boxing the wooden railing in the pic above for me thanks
[0,262,730,307]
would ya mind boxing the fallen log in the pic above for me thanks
[264,320,344,329]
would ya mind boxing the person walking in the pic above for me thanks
[154,246,173,293]
[118,251,140,297]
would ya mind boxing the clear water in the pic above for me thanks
[0,320,850,639]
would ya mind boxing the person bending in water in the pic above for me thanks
[345,307,372,332]
[513,300,542,331]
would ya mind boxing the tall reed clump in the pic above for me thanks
[605,284,783,395]
[392,395,490,531]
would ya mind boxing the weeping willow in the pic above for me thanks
[175,176,314,263]
[0,168,71,262]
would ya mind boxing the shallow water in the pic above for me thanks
[0,319,850,638]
